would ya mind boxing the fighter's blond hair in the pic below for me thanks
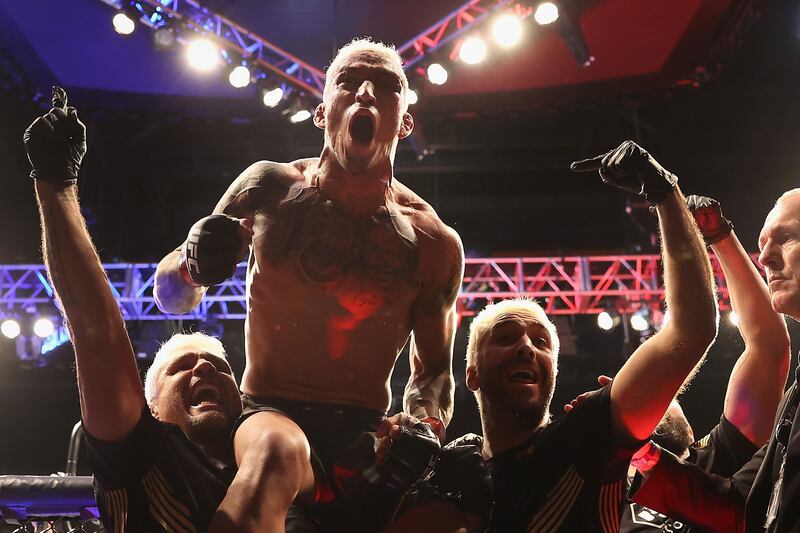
[776,188,800,205]
[466,298,560,368]
[324,37,409,101]
[143,332,231,404]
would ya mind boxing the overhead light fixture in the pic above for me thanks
[597,311,614,331]
[33,317,55,339]
[492,13,524,48]
[186,38,220,72]
[459,36,488,65]
[1,319,20,339]
[112,12,136,35]
[407,88,419,106]
[228,64,251,88]
[289,109,312,123]
[630,312,649,332]
[534,2,560,25]
[261,86,284,108]
[426,63,448,86]
[557,7,595,67]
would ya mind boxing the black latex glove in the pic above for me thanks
[685,194,733,245]
[430,433,494,525]
[570,140,677,205]
[23,86,86,186]
[180,214,247,286]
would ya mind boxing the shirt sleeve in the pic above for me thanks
[629,447,746,532]
[566,384,646,481]
[691,415,759,476]
[83,407,158,490]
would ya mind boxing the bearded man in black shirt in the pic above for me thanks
[459,141,719,533]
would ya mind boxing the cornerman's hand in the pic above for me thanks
[570,140,677,205]
[375,413,441,490]
[23,86,87,186]
[564,375,613,413]
[685,195,733,246]
[179,214,253,287]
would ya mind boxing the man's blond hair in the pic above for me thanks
[143,332,231,404]
[324,37,409,103]
[466,298,560,368]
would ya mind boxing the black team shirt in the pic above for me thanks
[483,384,642,532]
[85,409,234,533]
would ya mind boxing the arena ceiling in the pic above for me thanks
[0,0,753,112]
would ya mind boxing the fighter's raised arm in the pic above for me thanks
[153,162,266,314]
[404,220,464,431]
[571,140,719,443]
[686,194,790,446]
[25,87,145,443]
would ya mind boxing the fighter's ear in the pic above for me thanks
[466,365,480,392]
[398,112,414,139]
[313,102,326,130]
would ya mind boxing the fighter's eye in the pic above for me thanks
[532,337,550,350]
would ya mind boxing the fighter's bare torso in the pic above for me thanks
[215,158,461,412]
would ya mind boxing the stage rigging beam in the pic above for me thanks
[0,254,753,322]
[96,0,326,98]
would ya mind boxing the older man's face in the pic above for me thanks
[759,194,800,320]
[151,342,242,440]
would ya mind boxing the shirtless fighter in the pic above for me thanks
[154,38,464,531]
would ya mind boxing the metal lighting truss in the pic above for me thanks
[0,254,755,322]
[398,0,531,70]
[97,0,326,98]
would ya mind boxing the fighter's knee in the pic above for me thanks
[235,414,310,473]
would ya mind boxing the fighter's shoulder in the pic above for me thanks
[393,182,463,284]
[393,181,462,250]
[231,160,308,191]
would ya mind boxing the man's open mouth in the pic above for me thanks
[350,113,375,144]
[507,369,537,384]
[189,383,221,408]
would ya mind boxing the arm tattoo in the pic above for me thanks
[404,370,454,424]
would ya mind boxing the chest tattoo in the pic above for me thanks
[262,187,419,292]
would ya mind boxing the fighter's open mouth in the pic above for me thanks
[350,114,375,144]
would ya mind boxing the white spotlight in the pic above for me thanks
[262,87,284,108]
[186,38,220,72]
[459,37,488,65]
[407,89,419,105]
[1,319,20,339]
[597,311,614,331]
[534,2,560,25]
[492,13,524,48]
[33,318,54,339]
[289,109,312,123]
[728,311,740,327]
[427,63,448,86]
[228,65,251,88]
[112,12,136,35]
[630,313,649,332]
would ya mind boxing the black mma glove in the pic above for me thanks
[377,420,441,490]
[179,214,246,287]
[685,194,733,245]
[570,140,678,205]
[23,86,87,187]
[429,433,494,525]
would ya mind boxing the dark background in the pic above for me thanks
[1,0,800,475]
